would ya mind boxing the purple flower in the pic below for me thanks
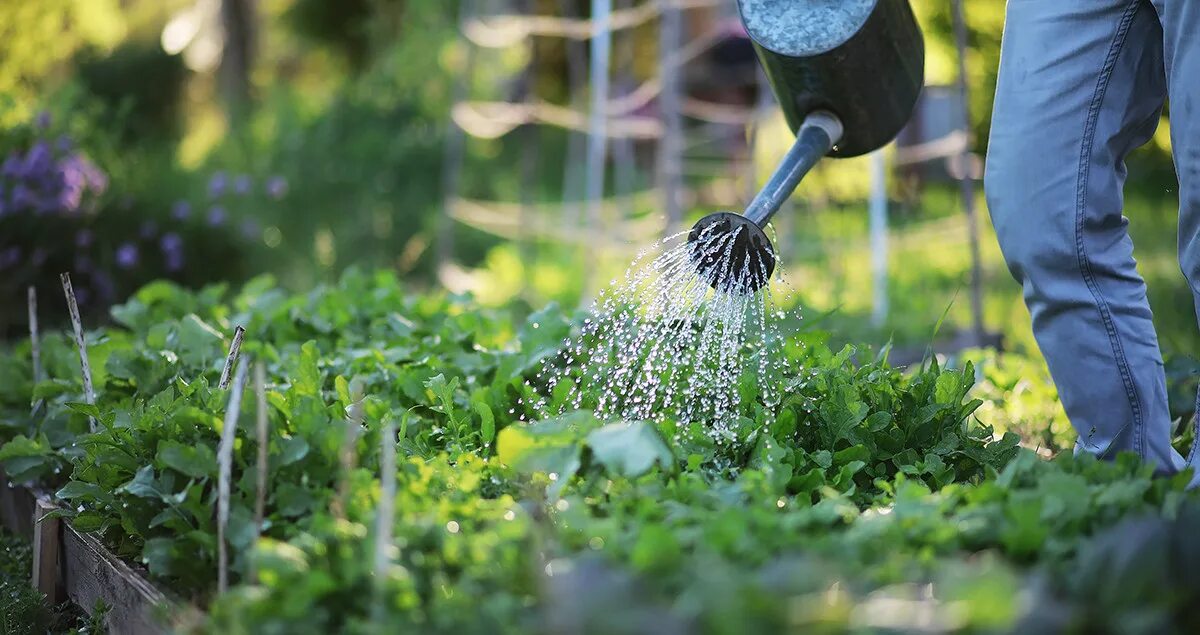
[240,218,260,239]
[34,111,51,130]
[165,251,185,272]
[11,184,33,210]
[171,200,191,221]
[207,205,226,226]
[24,142,52,175]
[75,229,94,247]
[160,232,183,254]
[55,154,107,213]
[55,135,73,153]
[139,220,158,239]
[234,174,252,195]
[30,248,47,266]
[208,171,228,198]
[161,232,184,272]
[115,243,139,269]
[2,153,21,177]
[265,176,288,200]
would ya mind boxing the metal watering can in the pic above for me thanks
[688,0,924,292]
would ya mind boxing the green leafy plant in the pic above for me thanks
[0,269,1196,633]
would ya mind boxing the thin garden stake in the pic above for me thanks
[373,414,397,618]
[250,360,269,584]
[59,273,95,432]
[219,326,246,389]
[218,357,250,594]
[334,385,365,520]
[28,286,43,415]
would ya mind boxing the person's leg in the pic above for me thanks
[1152,1,1200,474]
[985,0,1183,470]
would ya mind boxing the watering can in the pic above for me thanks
[688,0,924,292]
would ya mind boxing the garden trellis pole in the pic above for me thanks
[658,0,685,236]
[438,0,480,277]
[518,0,539,283]
[952,0,986,342]
[584,0,614,293]
[561,0,588,232]
[612,0,638,227]
[869,149,889,327]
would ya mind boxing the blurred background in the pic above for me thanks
[0,0,1194,431]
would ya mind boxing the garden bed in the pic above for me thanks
[1,270,1198,633]
[0,471,184,635]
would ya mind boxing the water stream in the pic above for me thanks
[528,226,799,444]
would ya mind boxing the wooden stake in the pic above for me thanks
[219,326,246,389]
[374,415,397,578]
[60,274,95,432]
[217,357,249,594]
[28,286,43,415]
[249,361,268,584]
[371,414,397,623]
[333,387,365,520]
[32,497,61,603]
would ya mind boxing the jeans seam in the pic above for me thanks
[1189,389,1200,466]
[1075,0,1145,459]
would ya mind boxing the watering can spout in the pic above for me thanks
[687,111,842,294]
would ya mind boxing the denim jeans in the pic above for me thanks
[984,0,1200,480]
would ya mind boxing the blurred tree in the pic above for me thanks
[219,0,257,117]
[75,41,189,144]
[284,0,411,72]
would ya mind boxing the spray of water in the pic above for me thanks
[527,225,800,446]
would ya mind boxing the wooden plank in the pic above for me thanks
[0,472,37,539]
[61,524,171,635]
[32,497,62,603]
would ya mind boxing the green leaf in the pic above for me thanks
[142,537,177,577]
[174,314,225,367]
[476,401,495,446]
[294,341,322,396]
[274,483,317,517]
[227,504,258,550]
[118,465,162,500]
[0,435,54,482]
[65,402,102,419]
[70,511,108,533]
[56,481,114,505]
[276,436,310,467]
[586,421,674,478]
[156,440,218,479]
[424,374,461,427]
